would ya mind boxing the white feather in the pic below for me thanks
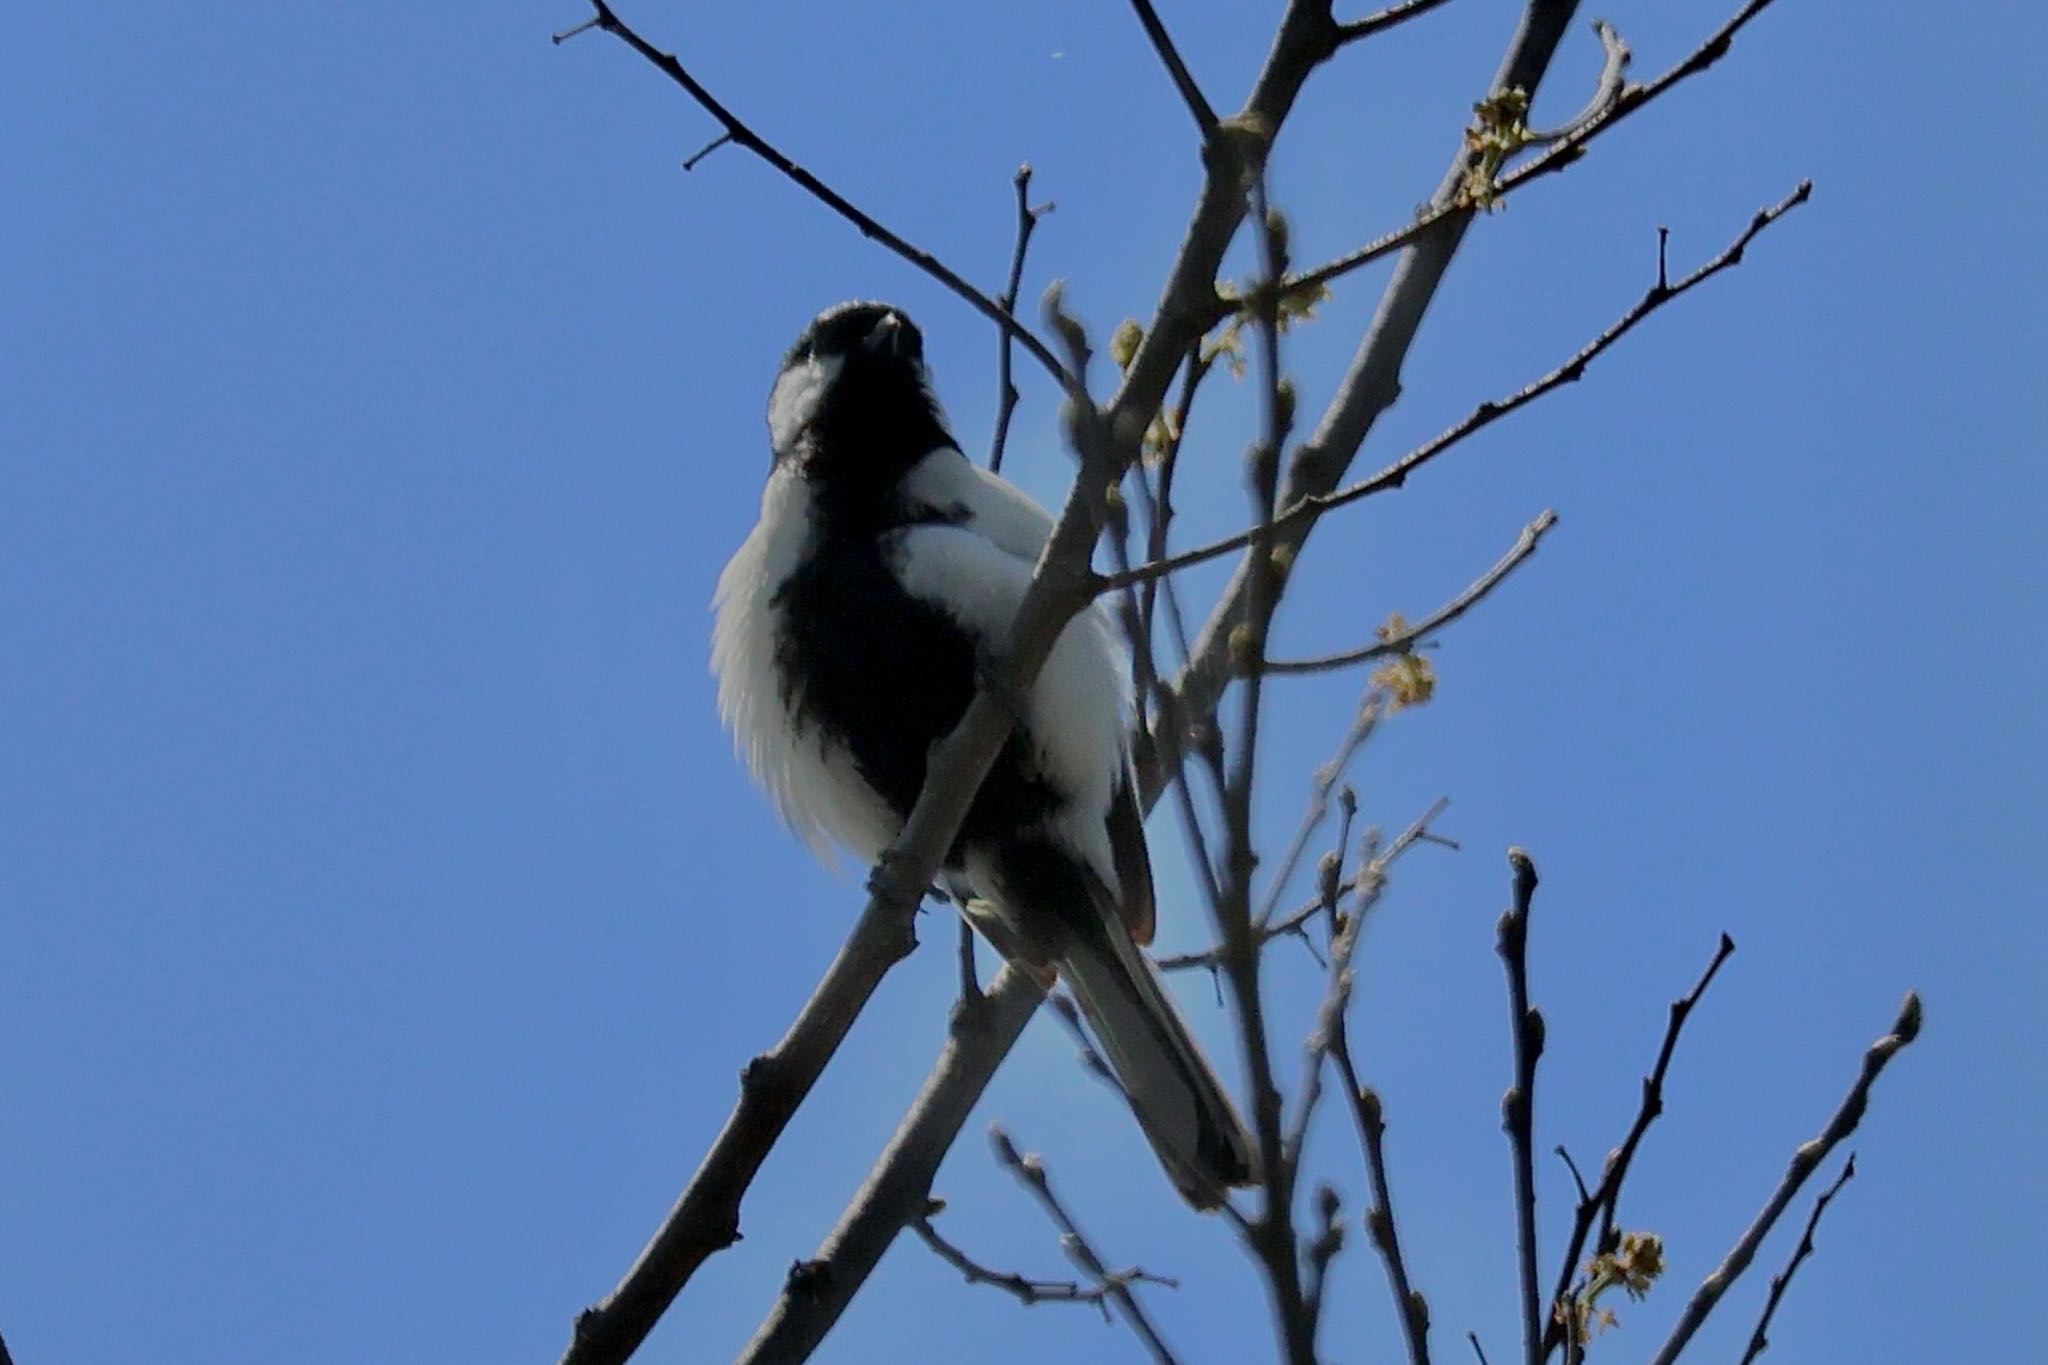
[764,354,842,457]
[710,465,901,865]
[887,516,1129,895]
[900,447,1056,562]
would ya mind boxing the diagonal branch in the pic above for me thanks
[739,9,1600,1359]
[992,1128,1185,1363]
[913,1208,1176,1314]
[1736,1155,1856,1364]
[1262,509,1556,675]
[1647,995,1922,1365]
[1127,0,1220,134]
[1335,0,1462,46]
[566,2,1077,394]
[1291,0,1794,299]
[1103,183,1811,600]
[1542,932,1737,1358]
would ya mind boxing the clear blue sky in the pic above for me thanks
[4,3,2041,1362]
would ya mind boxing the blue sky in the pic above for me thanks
[3,2,2041,1362]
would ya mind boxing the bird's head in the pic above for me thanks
[766,301,953,481]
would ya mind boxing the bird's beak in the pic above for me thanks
[863,312,916,362]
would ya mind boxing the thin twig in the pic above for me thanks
[1554,1146,1591,1205]
[568,2,1077,394]
[1045,992,1127,1097]
[1542,933,1737,1357]
[913,1207,1174,1313]
[1647,994,1921,1365]
[680,130,732,170]
[1263,510,1557,674]
[1497,850,1545,1365]
[1467,1331,1492,1365]
[1290,0,1794,299]
[955,915,982,1012]
[1302,794,1449,1358]
[1336,0,1462,45]
[1736,1155,1856,1363]
[1103,183,1811,599]
[992,1128,1184,1364]
[1252,690,1386,926]
[989,166,1049,474]
[1127,0,1220,134]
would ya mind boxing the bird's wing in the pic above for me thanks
[889,517,1145,914]
[899,448,1055,562]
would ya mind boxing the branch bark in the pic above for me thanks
[1646,994,1921,1365]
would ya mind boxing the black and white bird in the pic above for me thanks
[712,301,1256,1207]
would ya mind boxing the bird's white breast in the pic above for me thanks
[710,464,902,864]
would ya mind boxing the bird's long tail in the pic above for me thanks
[1058,924,1260,1208]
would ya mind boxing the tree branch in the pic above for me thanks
[1497,848,1545,1365]
[1541,933,1737,1357]
[991,1128,1185,1364]
[1647,994,1922,1365]
[989,165,1051,474]
[912,1208,1176,1314]
[1290,0,1794,299]
[1736,1155,1856,1364]
[1262,509,1556,675]
[565,1,1077,395]
[1104,183,1811,601]
[1335,0,1462,46]
[736,968,1044,1362]
[1127,0,1220,135]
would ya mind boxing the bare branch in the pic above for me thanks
[737,968,1044,1362]
[1253,691,1386,925]
[1335,0,1461,46]
[1647,994,1922,1365]
[1263,510,1557,675]
[1497,849,1545,1365]
[1221,166,1318,1365]
[1127,0,1220,135]
[1542,933,1738,1356]
[989,166,1051,474]
[568,2,1077,394]
[992,1128,1185,1364]
[1468,1331,1493,1365]
[1736,1155,1856,1364]
[1523,20,1630,144]
[1291,0,1796,299]
[1104,184,1812,600]
[1315,798,1456,1365]
[913,1207,1175,1314]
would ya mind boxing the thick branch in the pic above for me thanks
[1262,510,1556,675]
[1736,1155,1856,1364]
[1647,994,1922,1365]
[737,968,1044,1362]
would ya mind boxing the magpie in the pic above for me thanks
[711,300,1257,1208]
